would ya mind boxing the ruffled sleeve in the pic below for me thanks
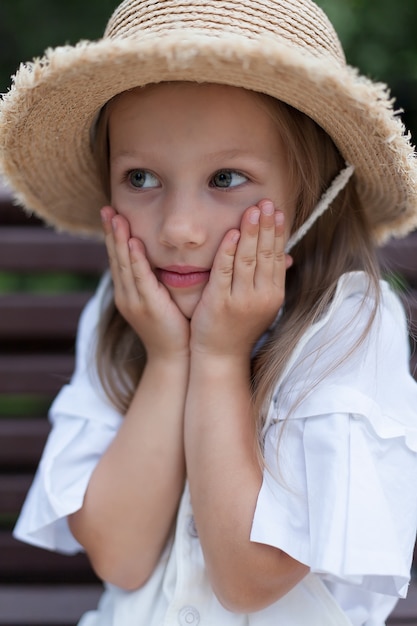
[251,273,417,598]
[14,272,123,554]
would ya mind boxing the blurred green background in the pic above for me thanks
[1,0,417,139]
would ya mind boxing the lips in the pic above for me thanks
[155,265,210,289]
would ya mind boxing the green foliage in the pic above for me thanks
[317,0,417,82]
[316,0,417,138]
[0,0,118,88]
[383,271,410,295]
[0,0,416,137]
[0,271,98,294]
[0,394,51,417]
[0,0,416,85]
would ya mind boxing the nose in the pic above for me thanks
[158,192,206,248]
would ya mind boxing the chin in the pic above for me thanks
[180,304,198,320]
[174,296,200,320]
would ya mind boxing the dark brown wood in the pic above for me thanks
[0,474,34,514]
[0,418,50,468]
[0,585,103,625]
[0,533,99,584]
[0,292,92,338]
[0,354,75,394]
[0,187,104,625]
[379,231,417,287]
[0,227,107,273]
[379,233,417,383]
[0,188,42,226]
[387,583,417,624]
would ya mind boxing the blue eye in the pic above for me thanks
[211,170,248,189]
[128,169,159,189]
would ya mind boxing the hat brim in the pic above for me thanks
[1,33,417,241]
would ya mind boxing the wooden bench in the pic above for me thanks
[378,231,417,625]
[378,232,417,382]
[0,185,416,625]
[0,187,106,625]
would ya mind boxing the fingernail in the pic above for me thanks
[231,231,240,244]
[249,209,260,224]
[112,217,118,232]
[261,201,274,215]
[286,254,294,269]
[275,211,284,226]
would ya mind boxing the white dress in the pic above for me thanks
[14,272,417,626]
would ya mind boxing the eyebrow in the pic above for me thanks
[110,150,144,161]
[201,148,272,164]
[111,148,272,163]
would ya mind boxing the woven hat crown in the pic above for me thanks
[1,0,416,239]
[105,0,346,65]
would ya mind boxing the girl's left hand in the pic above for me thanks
[190,199,291,358]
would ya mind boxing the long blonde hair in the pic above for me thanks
[93,87,381,444]
[250,96,380,436]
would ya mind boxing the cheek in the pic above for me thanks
[126,212,155,242]
[112,198,155,242]
[109,188,153,237]
[209,210,243,248]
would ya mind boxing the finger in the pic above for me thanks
[100,205,116,242]
[101,206,119,279]
[111,213,133,285]
[285,254,294,270]
[230,205,260,293]
[207,229,240,296]
[128,237,161,298]
[271,209,288,288]
[104,210,137,305]
[253,199,278,289]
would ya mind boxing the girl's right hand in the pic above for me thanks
[101,206,190,359]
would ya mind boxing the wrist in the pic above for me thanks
[189,349,250,379]
[145,350,190,373]
[190,341,253,363]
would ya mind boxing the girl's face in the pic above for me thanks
[108,83,294,318]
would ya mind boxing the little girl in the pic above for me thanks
[1,1,417,624]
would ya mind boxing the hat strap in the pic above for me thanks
[285,163,355,253]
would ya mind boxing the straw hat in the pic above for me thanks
[0,0,416,242]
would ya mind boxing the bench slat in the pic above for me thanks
[0,191,41,226]
[379,231,417,287]
[0,418,50,468]
[0,474,34,514]
[0,584,103,626]
[0,292,91,338]
[0,354,74,394]
[0,194,104,615]
[0,227,107,273]
[0,532,98,583]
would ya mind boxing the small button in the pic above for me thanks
[178,605,200,625]
[187,515,199,538]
